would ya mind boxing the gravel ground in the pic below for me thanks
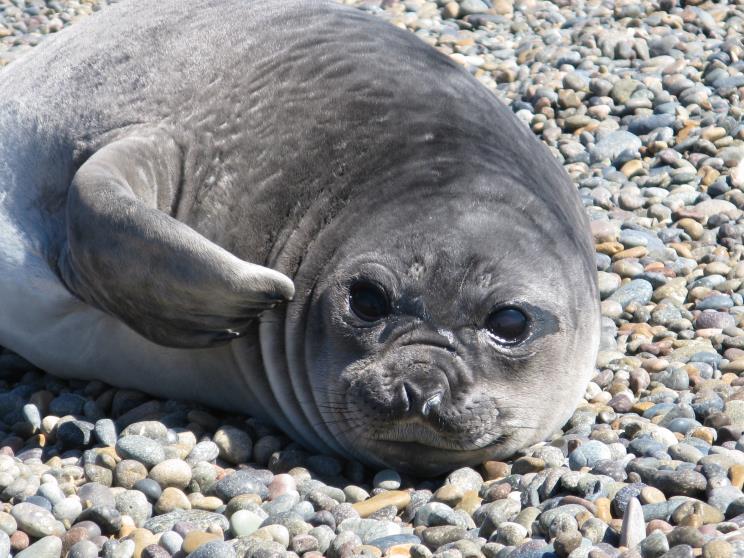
[2,0,744,557]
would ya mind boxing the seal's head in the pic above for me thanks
[290,163,600,475]
[259,5,600,474]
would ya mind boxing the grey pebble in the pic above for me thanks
[116,435,166,468]
[189,541,236,558]
[15,535,63,558]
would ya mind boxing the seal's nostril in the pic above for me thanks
[402,380,444,418]
[398,382,411,414]
[402,382,416,414]
[421,391,443,417]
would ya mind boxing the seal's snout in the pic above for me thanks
[396,379,446,418]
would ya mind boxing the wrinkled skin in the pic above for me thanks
[293,178,599,473]
[0,0,600,474]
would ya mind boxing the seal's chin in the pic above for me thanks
[355,430,516,476]
[372,420,504,452]
[331,394,516,474]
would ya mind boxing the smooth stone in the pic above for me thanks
[213,426,253,465]
[116,489,152,527]
[459,0,489,16]
[420,525,466,549]
[724,401,744,428]
[620,498,645,549]
[76,506,122,535]
[144,509,229,533]
[15,535,62,558]
[569,441,612,469]
[373,470,402,490]
[413,502,459,527]
[115,460,149,489]
[182,531,221,553]
[696,312,735,330]
[702,539,733,558]
[189,540,236,558]
[68,540,99,558]
[127,528,158,557]
[186,441,220,465]
[53,497,82,525]
[102,539,135,558]
[9,530,29,553]
[268,474,297,500]
[291,533,319,553]
[640,529,669,558]
[230,509,263,537]
[446,468,483,493]
[56,420,94,449]
[477,498,522,538]
[141,544,170,558]
[353,491,411,519]
[10,503,64,538]
[134,479,162,502]
[120,421,168,441]
[627,113,676,134]
[149,459,192,489]
[49,393,86,416]
[0,512,16,537]
[155,487,191,514]
[592,131,642,163]
[338,518,400,544]
[493,521,528,546]
[115,436,166,468]
[609,279,653,308]
[159,530,184,555]
[211,470,269,501]
[78,482,116,509]
[0,531,8,558]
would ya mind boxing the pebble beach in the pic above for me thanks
[3,0,744,557]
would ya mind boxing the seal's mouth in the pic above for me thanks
[372,421,507,451]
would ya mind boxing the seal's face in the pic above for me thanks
[302,186,599,475]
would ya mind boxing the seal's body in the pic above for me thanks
[0,0,599,473]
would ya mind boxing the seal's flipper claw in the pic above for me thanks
[58,129,294,348]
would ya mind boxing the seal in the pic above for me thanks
[0,0,600,474]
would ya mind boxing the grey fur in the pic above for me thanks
[0,0,599,473]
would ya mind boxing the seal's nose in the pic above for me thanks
[402,380,446,418]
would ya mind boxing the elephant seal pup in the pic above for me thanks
[0,0,599,474]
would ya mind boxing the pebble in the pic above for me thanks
[372,470,402,490]
[144,509,229,533]
[189,540,236,558]
[15,535,62,558]
[68,539,99,558]
[211,470,269,501]
[149,458,192,489]
[182,530,221,553]
[11,503,64,538]
[116,436,166,468]
[186,441,219,465]
[213,426,252,465]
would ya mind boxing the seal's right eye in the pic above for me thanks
[486,306,529,344]
[349,281,390,322]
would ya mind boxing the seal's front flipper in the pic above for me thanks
[58,130,294,348]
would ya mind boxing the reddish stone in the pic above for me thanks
[63,526,91,552]
[10,530,29,552]
[646,519,673,535]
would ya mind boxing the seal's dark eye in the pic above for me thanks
[349,281,390,322]
[486,307,529,343]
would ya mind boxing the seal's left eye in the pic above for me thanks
[486,307,529,343]
[349,281,390,322]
